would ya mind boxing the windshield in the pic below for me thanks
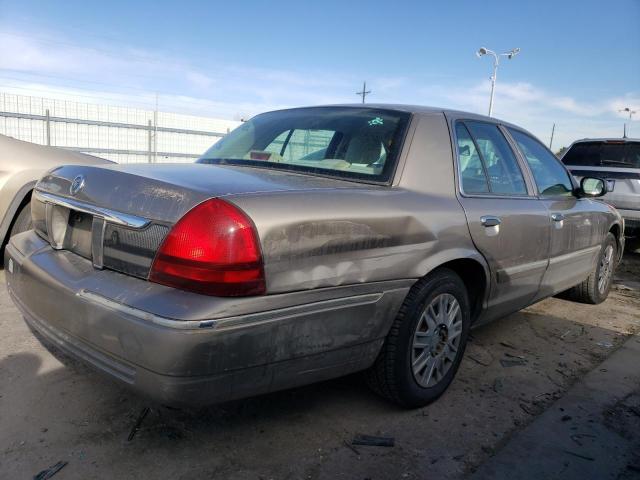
[198,107,411,182]
[562,141,640,169]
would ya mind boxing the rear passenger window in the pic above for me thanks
[456,121,528,195]
[456,123,489,193]
[508,128,574,197]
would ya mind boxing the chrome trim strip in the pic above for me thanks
[76,289,385,331]
[34,190,149,229]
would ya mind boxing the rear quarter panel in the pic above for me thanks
[228,112,485,294]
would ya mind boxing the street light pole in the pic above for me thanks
[488,55,499,117]
[476,47,521,117]
[618,107,637,137]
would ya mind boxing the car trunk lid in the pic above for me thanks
[33,162,362,281]
[36,163,358,223]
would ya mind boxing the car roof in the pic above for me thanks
[260,103,527,132]
[569,138,640,144]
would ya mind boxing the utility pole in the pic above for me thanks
[148,120,153,163]
[153,93,158,163]
[45,109,51,146]
[356,81,371,104]
[549,123,555,150]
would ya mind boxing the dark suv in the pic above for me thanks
[561,138,640,240]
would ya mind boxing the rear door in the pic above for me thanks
[453,120,550,321]
[506,128,602,296]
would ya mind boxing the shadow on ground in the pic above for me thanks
[0,252,639,479]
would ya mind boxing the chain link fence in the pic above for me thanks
[0,92,241,163]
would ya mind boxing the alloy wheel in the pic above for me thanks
[411,293,463,388]
[598,244,614,294]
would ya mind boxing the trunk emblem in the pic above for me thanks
[70,175,86,196]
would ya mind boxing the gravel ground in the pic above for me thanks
[0,251,639,480]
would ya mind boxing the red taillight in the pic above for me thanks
[149,198,265,297]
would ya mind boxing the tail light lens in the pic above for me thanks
[149,198,265,296]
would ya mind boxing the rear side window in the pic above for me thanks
[455,123,489,193]
[508,129,573,197]
[457,121,528,195]
[562,141,640,168]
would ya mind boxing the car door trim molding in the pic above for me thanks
[548,245,601,267]
[496,259,548,283]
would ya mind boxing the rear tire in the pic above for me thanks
[9,201,32,238]
[564,233,617,304]
[366,268,471,408]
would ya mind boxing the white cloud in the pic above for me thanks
[415,80,639,147]
[0,28,637,148]
[185,72,214,90]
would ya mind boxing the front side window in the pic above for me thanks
[457,121,528,195]
[508,128,574,197]
[198,107,410,183]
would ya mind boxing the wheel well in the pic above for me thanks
[1,189,32,251]
[432,258,487,322]
[609,223,622,252]
[609,223,620,239]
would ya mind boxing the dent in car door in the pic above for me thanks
[453,121,550,322]
[506,128,601,297]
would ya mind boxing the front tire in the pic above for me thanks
[366,268,471,408]
[564,232,618,304]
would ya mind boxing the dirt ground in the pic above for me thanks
[1,251,639,480]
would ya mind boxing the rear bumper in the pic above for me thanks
[5,231,411,406]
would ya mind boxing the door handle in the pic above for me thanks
[551,213,565,222]
[480,215,501,227]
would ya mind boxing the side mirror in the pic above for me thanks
[579,177,607,197]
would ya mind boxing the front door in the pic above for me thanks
[506,128,601,297]
[453,121,550,322]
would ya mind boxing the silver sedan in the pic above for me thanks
[4,105,623,408]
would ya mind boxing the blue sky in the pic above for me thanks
[0,0,638,147]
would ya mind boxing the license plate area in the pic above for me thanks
[47,204,94,260]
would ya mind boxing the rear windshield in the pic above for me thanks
[198,107,411,183]
[562,141,640,168]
